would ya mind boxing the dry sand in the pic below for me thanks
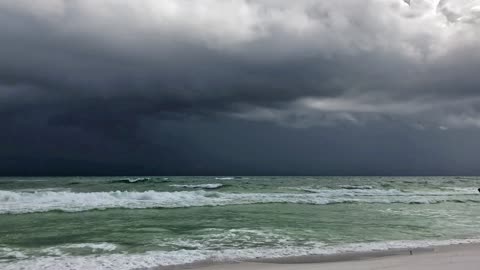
[184,243,480,270]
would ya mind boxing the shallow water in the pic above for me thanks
[1,176,480,269]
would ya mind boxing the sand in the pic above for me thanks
[185,244,480,270]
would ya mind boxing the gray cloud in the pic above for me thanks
[1,0,480,129]
[1,0,480,175]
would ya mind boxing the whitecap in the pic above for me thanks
[110,178,150,184]
[1,188,479,214]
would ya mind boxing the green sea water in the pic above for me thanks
[1,176,480,269]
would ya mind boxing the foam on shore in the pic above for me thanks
[2,238,480,270]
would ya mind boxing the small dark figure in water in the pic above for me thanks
[478,188,480,193]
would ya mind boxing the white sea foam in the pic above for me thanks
[41,242,117,257]
[157,228,298,249]
[128,178,149,183]
[170,184,224,189]
[215,177,235,180]
[1,243,118,260]
[1,188,479,214]
[445,187,479,193]
[54,243,116,252]
[112,177,151,183]
[296,187,480,197]
[298,188,405,196]
[64,243,117,252]
[2,238,480,270]
[0,247,28,262]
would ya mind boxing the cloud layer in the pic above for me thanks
[1,0,480,130]
[1,0,480,174]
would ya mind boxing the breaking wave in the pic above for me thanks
[294,187,480,197]
[1,188,480,214]
[215,177,240,180]
[109,178,151,184]
[2,238,480,270]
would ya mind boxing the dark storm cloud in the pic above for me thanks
[1,0,480,129]
[1,0,480,175]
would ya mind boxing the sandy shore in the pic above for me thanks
[177,243,480,270]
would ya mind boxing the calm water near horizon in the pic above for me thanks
[1,176,480,269]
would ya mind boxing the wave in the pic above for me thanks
[0,243,117,262]
[294,187,480,197]
[11,188,71,193]
[109,177,171,184]
[0,247,28,261]
[1,188,480,214]
[110,178,151,184]
[339,185,373,190]
[67,182,81,186]
[445,187,480,192]
[0,181,13,185]
[2,238,480,270]
[170,184,224,190]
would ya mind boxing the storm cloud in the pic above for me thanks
[1,0,480,175]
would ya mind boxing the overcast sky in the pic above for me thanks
[1,0,480,175]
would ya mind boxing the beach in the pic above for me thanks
[2,176,480,270]
[190,243,480,270]
[3,0,480,269]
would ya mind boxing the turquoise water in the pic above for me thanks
[1,176,480,269]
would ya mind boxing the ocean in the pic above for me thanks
[1,176,480,270]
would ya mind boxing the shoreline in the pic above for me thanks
[149,243,480,270]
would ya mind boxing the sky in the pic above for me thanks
[1,0,480,176]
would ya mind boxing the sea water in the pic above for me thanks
[1,176,480,269]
